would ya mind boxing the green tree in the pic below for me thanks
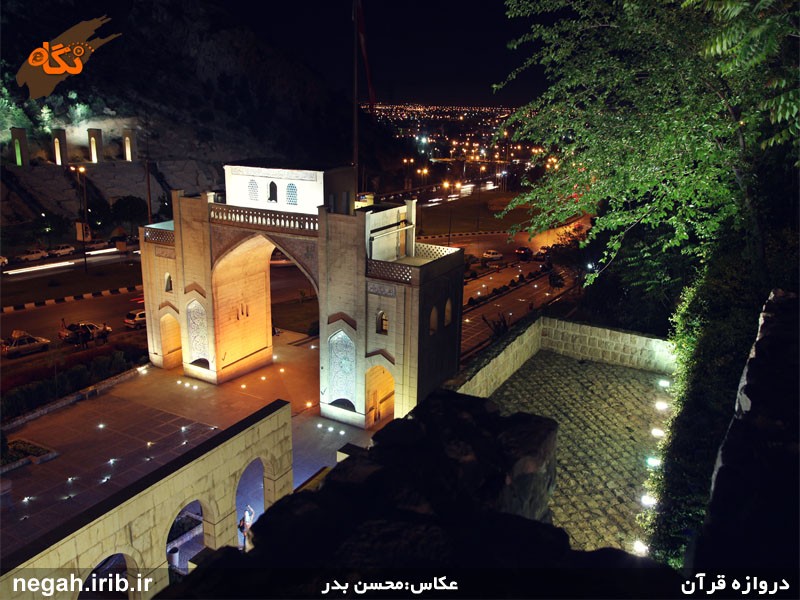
[497,0,797,568]
[685,0,799,154]
[496,0,793,284]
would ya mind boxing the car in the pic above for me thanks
[269,250,293,267]
[514,246,533,260]
[49,244,76,257]
[59,321,112,345]
[482,249,503,261]
[84,239,109,251]
[124,309,147,329]
[16,248,48,262]
[533,250,550,262]
[2,330,50,358]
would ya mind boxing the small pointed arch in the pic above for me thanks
[165,272,173,292]
[268,181,278,202]
[376,310,389,335]
[429,306,438,335]
[444,298,453,327]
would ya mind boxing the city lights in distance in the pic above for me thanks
[97,423,105,429]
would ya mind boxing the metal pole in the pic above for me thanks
[82,172,88,273]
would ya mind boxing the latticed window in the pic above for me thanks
[286,183,298,205]
[248,179,258,203]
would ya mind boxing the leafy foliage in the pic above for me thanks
[684,0,799,154]
[497,0,765,290]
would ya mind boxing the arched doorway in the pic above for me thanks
[165,500,206,583]
[159,313,182,370]
[235,458,265,552]
[365,365,394,427]
[78,553,136,599]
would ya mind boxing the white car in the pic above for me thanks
[16,248,48,262]
[49,244,76,257]
[85,239,109,251]
[482,249,503,261]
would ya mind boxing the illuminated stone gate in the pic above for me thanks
[140,163,464,428]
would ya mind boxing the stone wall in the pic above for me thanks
[0,401,292,600]
[689,290,799,573]
[450,314,675,399]
[539,317,676,374]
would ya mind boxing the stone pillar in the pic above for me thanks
[405,198,417,257]
[122,128,137,161]
[263,466,293,511]
[51,128,68,166]
[87,128,104,163]
[203,510,238,550]
[10,127,30,167]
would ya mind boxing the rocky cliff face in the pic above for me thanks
[688,290,799,574]
[160,391,681,599]
[1,0,400,227]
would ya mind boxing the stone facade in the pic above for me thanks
[140,165,463,428]
[318,201,463,427]
[0,401,292,600]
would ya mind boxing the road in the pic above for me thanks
[0,266,315,353]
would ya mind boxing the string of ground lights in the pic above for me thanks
[632,377,673,557]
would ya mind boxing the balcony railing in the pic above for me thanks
[209,205,319,235]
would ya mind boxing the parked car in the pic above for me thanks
[269,250,293,267]
[124,309,147,329]
[84,239,109,251]
[59,321,112,345]
[482,249,503,261]
[15,248,48,262]
[514,246,533,260]
[49,244,76,257]
[533,250,550,262]
[2,330,50,358]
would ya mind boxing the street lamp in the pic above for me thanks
[70,165,89,272]
[476,165,486,232]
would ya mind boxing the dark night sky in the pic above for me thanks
[3,0,544,108]
[234,0,545,107]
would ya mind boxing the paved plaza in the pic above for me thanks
[490,350,673,554]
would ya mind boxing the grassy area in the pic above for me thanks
[2,261,143,307]
[271,296,319,335]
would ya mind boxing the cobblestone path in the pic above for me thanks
[490,350,673,554]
